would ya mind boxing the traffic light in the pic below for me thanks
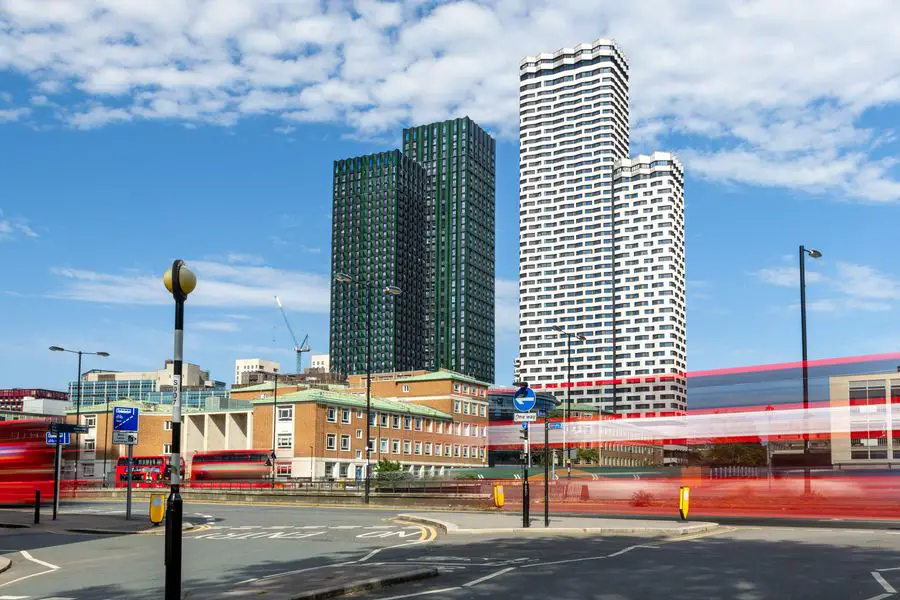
[519,423,529,439]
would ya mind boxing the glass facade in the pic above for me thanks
[67,379,228,410]
[403,118,496,384]
[330,150,428,376]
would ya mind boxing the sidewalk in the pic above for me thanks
[0,508,172,535]
[397,512,719,538]
[185,563,438,599]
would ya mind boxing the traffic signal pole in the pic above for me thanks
[522,424,530,528]
[544,414,549,527]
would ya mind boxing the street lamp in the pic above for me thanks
[552,325,587,477]
[799,245,821,495]
[162,259,197,600]
[334,271,401,504]
[49,346,110,490]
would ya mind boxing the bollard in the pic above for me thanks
[34,489,40,524]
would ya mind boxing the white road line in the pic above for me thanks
[377,587,461,599]
[878,567,900,572]
[237,578,259,584]
[607,545,643,558]
[872,572,898,593]
[463,567,516,587]
[0,595,30,599]
[20,552,59,571]
[862,594,893,600]
[537,555,606,567]
[358,538,431,563]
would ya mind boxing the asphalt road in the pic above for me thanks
[1,501,899,600]
[0,500,437,599]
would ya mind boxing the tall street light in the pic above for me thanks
[49,346,110,490]
[799,245,821,495]
[552,325,587,478]
[162,259,197,600]
[335,271,401,504]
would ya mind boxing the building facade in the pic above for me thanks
[402,118,496,384]
[829,371,900,467]
[71,361,225,409]
[517,38,686,414]
[330,150,428,377]
[0,388,68,414]
[309,354,330,372]
[235,358,280,384]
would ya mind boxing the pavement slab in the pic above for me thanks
[184,564,439,599]
[397,511,719,537]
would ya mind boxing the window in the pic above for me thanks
[415,441,422,455]
[403,440,411,454]
[435,443,442,456]
[455,423,462,435]
[453,444,461,457]
[454,400,461,412]
[427,419,434,432]
[326,434,337,450]
[454,383,460,392]
[463,446,469,458]
[425,442,433,456]
[392,415,401,428]
[403,416,412,430]
[324,461,336,479]
[341,409,351,424]
[164,421,172,431]
[356,429,363,439]
[84,438,95,451]
[392,439,400,454]
[340,435,351,451]
[380,414,389,427]
[479,405,487,417]
[437,422,444,434]
[277,433,292,449]
[380,439,389,453]
[356,410,363,419]
[164,443,172,454]
[276,464,292,477]
[445,445,452,457]
[402,384,410,393]
[339,463,349,478]
[356,449,363,459]
[327,408,337,423]
[84,416,96,428]
[277,406,293,421]
[464,403,470,415]
[464,424,471,436]
[83,464,94,478]
[414,417,422,431]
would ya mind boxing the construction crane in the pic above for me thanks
[274,295,310,373]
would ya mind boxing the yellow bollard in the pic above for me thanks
[149,493,166,526]
[678,486,690,521]
[493,484,505,508]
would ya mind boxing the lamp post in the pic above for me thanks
[49,347,110,490]
[271,376,279,489]
[799,245,821,495]
[552,326,587,478]
[335,272,401,504]
[162,260,197,600]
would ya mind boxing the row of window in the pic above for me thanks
[324,432,485,459]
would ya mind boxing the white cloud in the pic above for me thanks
[194,320,241,332]
[756,266,824,287]
[495,278,518,334]
[49,259,330,312]
[225,252,265,266]
[0,108,31,123]
[2,1,900,200]
[0,92,12,103]
[0,209,40,241]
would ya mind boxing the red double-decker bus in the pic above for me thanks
[0,419,55,504]
[190,449,273,487]
[115,455,184,489]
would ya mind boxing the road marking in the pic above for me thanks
[606,545,643,558]
[878,567,900,572]
[863,594,893,600]
[20,552,59,571]
[872,572,898,594]
[0,595,30,599]
[357,525,436,563]
[463,566,516,587]
[237,578,259,584]
[377,587,461,599]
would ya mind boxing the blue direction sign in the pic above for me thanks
[113,406,139,432]
[549,422,562,430]
[513,386,536,412]
[45,432,70,446]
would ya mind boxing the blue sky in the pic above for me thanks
[2,1,900,391]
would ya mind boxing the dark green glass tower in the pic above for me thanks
[329,150,427,376]
[402,117,496,383]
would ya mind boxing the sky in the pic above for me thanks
[2,0,900,391]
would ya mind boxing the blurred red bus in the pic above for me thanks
[190,449,273,487]
[115,455,184,489]
[0,419,55,504]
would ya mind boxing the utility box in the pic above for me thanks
[493,484,505,508]
[149,493,166,526]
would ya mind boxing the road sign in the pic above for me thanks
[113,406,139,432]
[49,422,88,435]
[549,422,562,430]
[113,431,138,445]
[514,412,537,422]
[45,432,70,446]
[513,386,536,412]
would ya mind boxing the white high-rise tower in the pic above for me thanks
[518,39,686,419]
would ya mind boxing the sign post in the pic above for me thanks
[46,423,85,520]
[52,437,61,520]
[513,384,537,529]
[544,412,550,527]
[113,407,140,521]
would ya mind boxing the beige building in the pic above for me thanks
[234,358,280,384]
[830,371,900,468]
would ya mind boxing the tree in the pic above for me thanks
[374,459,413,482]
[701,443,767,467]
[374,459,401,473]
[576,447,600,464]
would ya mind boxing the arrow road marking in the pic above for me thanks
[872,572,897,594]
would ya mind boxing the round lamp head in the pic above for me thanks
[577,334,587,341]
[807,249,822,259]
[552,325,563,332]
[384,285,402,296]
[335,272,353,284]
[178,265,197,295]
[164,260,197,300]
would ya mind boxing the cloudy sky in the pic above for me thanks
[1,0,899,390]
